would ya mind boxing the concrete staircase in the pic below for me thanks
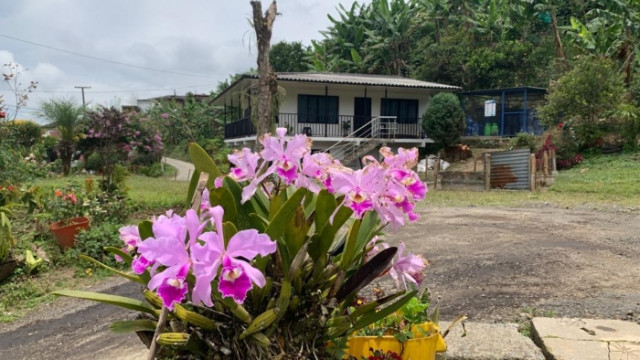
[325,116,397,166]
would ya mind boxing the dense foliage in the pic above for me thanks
[308,0,639,92]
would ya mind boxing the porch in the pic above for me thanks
[224,113,424,140]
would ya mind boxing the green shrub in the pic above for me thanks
[512,133,537,152]
[75,223,123,267]
[86,153,102,171]
[145,162,163,178]
[3,120,42,148]
[422,92,465,151]
[539,57,625,149]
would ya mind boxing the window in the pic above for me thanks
[298,95,339,124]
[381,98,418,124]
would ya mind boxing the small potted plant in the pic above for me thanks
[343,119,352,136]
[346,293,447,360]
[46,186,90,249]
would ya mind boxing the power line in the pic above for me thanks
[0,83,216,94]
[0,33,220,79]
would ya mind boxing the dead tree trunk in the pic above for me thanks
[251,1,278,146]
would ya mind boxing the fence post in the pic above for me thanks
[473,155,478,173]
[433,157,440,191]
[484,153,491,191]
[530,153,536,192]
[543,150,549,185]
[550,149,557,174]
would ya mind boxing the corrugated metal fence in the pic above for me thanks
[490,149,530,190]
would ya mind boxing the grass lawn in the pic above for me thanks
[423,151,640,209]
[31,174,188,213]
[0,174,189,323]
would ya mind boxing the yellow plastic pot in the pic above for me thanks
[345,322,446,360]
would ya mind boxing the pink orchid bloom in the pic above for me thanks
[116,225,142,262]
[387,242,428,289]
[389,169,427,201]
[241,128,310,202]
[134,210,207,310]
[228,148,260,182]
[380,147,419,169]
[191,206,276,305]
[119,225,142,252]
[330,164,386,218]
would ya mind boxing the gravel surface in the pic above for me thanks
[395,206,640,324]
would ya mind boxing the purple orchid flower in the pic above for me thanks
[330,164,386,218]
[228,148,260,182]
[134,210,207,310]
[192,206,276,305]
[387,242,428,289]
[241,128,310,202]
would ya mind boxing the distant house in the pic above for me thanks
[136,94,211,112]
[211,72,460,162]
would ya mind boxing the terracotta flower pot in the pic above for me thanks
[50,217,90,250]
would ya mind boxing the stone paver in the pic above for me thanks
[438,321,544,360]
[532,318,640,360]
[162,156,195,181]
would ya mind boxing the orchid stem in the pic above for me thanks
[147,306,169,360]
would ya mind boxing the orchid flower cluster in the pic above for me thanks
[225,128,427,231]
[116,127,428,326]
[119,206,276,310]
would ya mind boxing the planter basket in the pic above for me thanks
[345,322,446,360]
[50,217,90,250]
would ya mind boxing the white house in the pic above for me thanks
[212,72,460,162]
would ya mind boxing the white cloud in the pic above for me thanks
[0,0,368,121]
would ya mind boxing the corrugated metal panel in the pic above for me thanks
[490,149,530,190]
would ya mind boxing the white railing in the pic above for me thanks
[324,116,397,163]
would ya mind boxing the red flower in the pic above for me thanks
[557,123,564,129]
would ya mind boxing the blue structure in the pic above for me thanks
[459,87,547,137]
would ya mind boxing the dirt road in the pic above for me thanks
[400,206,640,323]
[1,206,639,358]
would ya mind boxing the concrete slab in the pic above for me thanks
[533,317,640,342]
[437,322,544,360]
[532,318,640,360]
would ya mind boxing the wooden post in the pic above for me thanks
[550,148,557,174]
[484,153,491,191]
[473,155,478,173]
[543,150,549,185]
[433,157,440,191]
[530,153,536,192]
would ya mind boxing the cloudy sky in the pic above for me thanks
[0,0,363,123]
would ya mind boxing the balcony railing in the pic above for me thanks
[224,113,424,140]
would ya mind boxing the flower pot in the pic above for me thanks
[50,217,90,250]
[0,259,17,282]
[345,322,446,360]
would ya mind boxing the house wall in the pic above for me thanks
[277,81,436,117]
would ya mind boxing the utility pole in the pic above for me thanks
[75,86,91,107]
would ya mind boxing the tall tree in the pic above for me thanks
[251,1,278,142]
[269,41,310,72]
